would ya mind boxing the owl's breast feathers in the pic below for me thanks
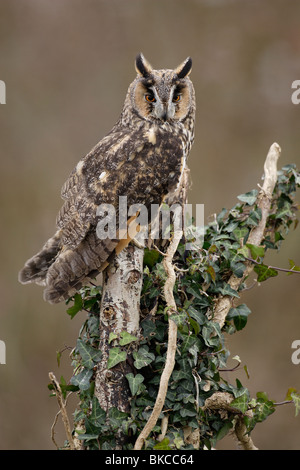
[19,122,191,303]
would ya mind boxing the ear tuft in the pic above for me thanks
[175,57,192,79]
[135,53,153,78]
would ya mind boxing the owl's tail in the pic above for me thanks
[19,230,122,304]
[42,233,120,304]
[41,215,141,304]
[19,213,141,304]
[18,230,62,287]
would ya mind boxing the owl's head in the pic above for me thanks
[127,53,195,124]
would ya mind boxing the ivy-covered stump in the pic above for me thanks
[49,144,300,450]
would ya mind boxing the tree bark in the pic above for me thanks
[93,167,191,449]
[94,244,143,445]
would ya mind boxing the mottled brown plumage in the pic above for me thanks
[19,54,196,303]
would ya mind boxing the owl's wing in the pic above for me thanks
[21,124,170,303]
[56,125,140,249]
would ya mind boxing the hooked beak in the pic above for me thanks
[154,102,175,121]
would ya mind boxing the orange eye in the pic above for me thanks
[145,93,156,103]
[173,94,181,102]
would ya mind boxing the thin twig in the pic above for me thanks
[134,230,182,450]
[246,257,300,274]
[50,410,60,449]
[274,400,293,407]
[49,372,76,450]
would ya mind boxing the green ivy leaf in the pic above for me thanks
[215,421,233,442]
[48,376,78,399]
[288,259,300,275]
[237,189,258,205]
[125,373,144,396]
[244,364,250,379]
[76,339,102,369]
[133,346,155,369]
[108,332,118,344]
[186,285,203,300]
[171,310,187,327]
[227,304,251,331]
[180,404,197,418]
[89,396,106,426]
[70,368,93,391]
[141,319,156,338]
[86,315,100,338]
[75,432,101,442]
[285,387,297,400]
[108,407,128,430]
[66,293,83,319]
[119,331,138,346]
[246,207,262,226]
[218,283,239,298]
[246,243,265,260]
[187,306,206,326]
[107,347,127,369]
[253,395,275,422]
[188,317,200,335]
[208,244,218,253]
[201,322,222,347]
[142,275,153,294]
[230,391,249,413]
[237,245,250,257]
[276,201,293,220]
[153,438,172,450]
[232,227,249,242]
[254,264,278,282]
[230,261,246,278]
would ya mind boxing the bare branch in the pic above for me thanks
[246,257,300,274]
[213,142,281,328]
[48,372,77,450]
[203,391,258,450]
[234,417,258,450]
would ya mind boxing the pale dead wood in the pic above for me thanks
[213,143,281,328]
[203,391,258,450]
[234,416,259,450]
[49,372,77,450]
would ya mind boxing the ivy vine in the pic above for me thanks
[49,163,300,450]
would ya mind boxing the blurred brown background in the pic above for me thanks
[0,0,299,450]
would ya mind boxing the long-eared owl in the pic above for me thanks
[19,53,196,303]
